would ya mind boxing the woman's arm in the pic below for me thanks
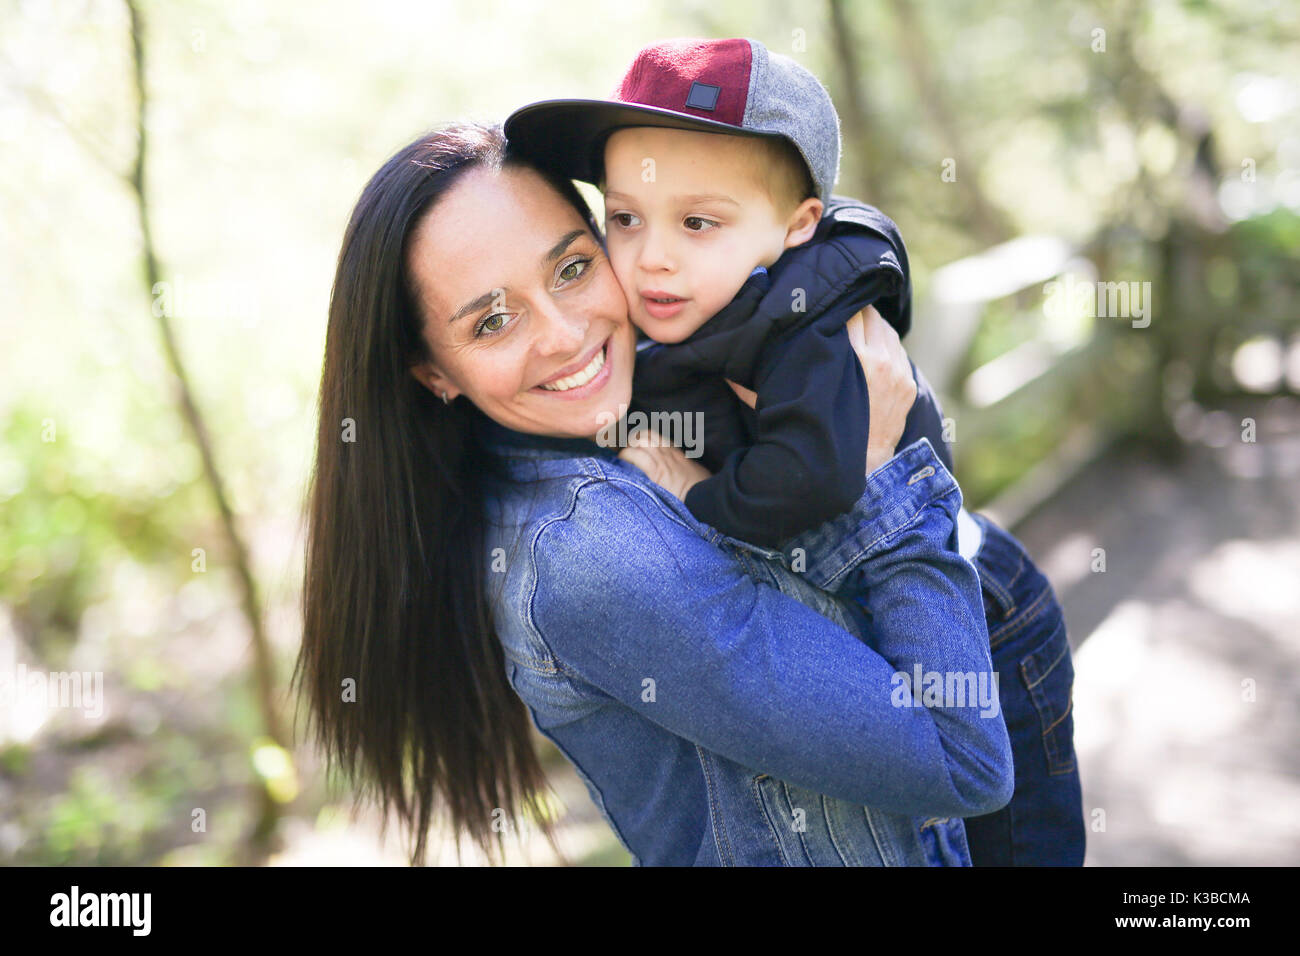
[527,441,1013,820]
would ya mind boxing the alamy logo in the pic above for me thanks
[890,665,1001,718]
[595,405,704,459]
[0,661,103,719]
[49,886,151,936]
[1043,274,1152,328]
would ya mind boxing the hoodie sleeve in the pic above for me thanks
[683,319,874,549]
[819,196,913,338]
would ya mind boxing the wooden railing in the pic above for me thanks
[909,237,1119,529]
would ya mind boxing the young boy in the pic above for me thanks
[505,37,1084,865]
[510,40,955,550]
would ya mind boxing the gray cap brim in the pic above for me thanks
[504,98,794,188]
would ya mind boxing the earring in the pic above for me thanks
[440,391,450,405]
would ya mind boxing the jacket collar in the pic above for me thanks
[475,411,621,462]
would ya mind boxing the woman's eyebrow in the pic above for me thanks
[448,289,499,325]
[447,229,589,325]
[542,229,587,263]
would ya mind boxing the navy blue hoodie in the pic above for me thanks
[629,196,954,549]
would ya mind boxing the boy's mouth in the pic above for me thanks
[640,291,688,320]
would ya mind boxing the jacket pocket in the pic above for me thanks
[752,774,815,866]
[751,774,895,866]
[1019,617,1077,776]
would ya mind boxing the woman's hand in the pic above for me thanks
[724,304,916,476]
[849,305,917,475]
[617,427,712,502]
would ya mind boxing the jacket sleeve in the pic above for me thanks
[529,440,1013,819]
[681,321,870,549]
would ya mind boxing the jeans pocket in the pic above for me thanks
[918,815,972,866]
[1019,617,1077,776]
[976,559,1020,623]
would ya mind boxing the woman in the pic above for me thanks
[294,122,1016,866]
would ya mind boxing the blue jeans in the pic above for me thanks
[962,511,1085,865]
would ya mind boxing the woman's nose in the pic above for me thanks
[531,297,586,355]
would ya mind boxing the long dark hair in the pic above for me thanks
[292,122,600,865]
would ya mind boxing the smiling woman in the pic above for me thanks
[405,163,637,438]
[294,124,604,864]
[295,120,1016,867]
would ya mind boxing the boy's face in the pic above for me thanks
[602,126,797,344]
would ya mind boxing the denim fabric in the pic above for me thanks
[828,508,1082,866]
[477,417,1013,866]
[961,511,1086,866]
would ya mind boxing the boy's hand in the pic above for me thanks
[724,379,758,408]
[617,428,711,502]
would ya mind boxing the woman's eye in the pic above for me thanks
[558,257,590,282]
[476,312,510,337]
[684,216,717,232]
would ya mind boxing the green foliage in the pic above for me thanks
[0,404,205,665]
[32,766,168,864]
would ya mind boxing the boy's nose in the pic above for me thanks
[637,229,675,273]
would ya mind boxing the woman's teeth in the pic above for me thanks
[540,345,605,391]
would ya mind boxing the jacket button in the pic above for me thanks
[907,465,935,485]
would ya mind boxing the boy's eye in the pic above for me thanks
[609,212,640,228]
[684,216,718,232]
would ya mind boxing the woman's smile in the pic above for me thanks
[534,335,611,397]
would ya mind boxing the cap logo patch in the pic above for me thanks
[684,81,721,111]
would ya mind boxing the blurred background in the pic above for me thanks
[1,0,1297,866]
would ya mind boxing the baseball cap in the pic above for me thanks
[504,37,842,203]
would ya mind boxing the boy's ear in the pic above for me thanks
[408,359,459,402]
[782,197,824,250]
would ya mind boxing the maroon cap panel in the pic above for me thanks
[613,37,751,127]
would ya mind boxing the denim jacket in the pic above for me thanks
[476,416,1014,866]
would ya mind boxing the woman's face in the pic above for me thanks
[406,164,636,441]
